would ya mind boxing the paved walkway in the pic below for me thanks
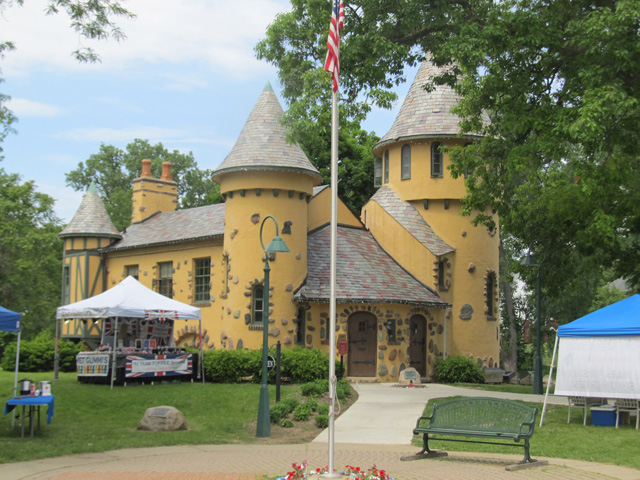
[1,384,639,480]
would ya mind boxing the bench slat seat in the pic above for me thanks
[412,397,539,464]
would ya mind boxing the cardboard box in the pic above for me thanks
[591,406,616,426]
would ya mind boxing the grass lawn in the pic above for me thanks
[0,371,351,464]
[413,395,640,470]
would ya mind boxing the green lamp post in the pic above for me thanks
[256,215,290,437]
[521,251,544,395]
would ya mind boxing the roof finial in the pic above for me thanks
[263,81,273,92]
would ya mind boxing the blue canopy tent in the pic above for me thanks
[540,295,640,425]
[0,306,22,403]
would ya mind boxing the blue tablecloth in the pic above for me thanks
[5,395,55,424]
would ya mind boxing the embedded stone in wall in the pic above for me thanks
[233,277,239,284]
[296,253,301,260]
[460,304,473,320]
[378,332,383,342]
[428,339,434,353]
[251,213,260,224]
[437,324,443,335]
[236,339,243,350]
[378,351,384,360]
[378,363,388,377]
[306,334,313,345]
[378,345,387,350]
[390,365,398,378]
[230,229,238,239]
[268,327,280,337]
[281,318,288,325]
[245,314,251,325]
[388,349,397,361]
[308,326,316,331]
[288,328,294,333]
[227,338,234,350]
[283,336,292,345]
[320,327,325,339]
[461,230,467,237]
[400,363,406,372]
[468,263,476,273]
[489,357,494,368]
[233,310,240,319]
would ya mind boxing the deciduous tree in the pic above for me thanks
[65,139,221,232]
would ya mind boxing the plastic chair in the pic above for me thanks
[567,396,604,426]
[615,399,639,429]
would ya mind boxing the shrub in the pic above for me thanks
[293,403,313,421]
[435,355,485,383]
[305,397,318,412]
[202,349,260,383]
[336,379,352,399]
[280,418,294,428]
[317,403,329,415]
[281,347,343,383]
[300,379,328,396]
[270,402,290,424]
[315,413,329,429]
[0,335,83,372]
[279,397,300,412]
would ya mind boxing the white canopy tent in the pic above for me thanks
[56,276,203,388]
[540,294,640,426]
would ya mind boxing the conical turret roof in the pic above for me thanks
[59,182,121,239]
[375,60,488,152]
[213,82,322,183]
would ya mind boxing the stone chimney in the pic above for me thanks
[131,159,178,224]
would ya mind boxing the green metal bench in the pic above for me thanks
[408,397,541,464]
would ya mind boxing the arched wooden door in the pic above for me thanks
[409,314,427,378]
[348,312,377,377]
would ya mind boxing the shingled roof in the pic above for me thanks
[370,186,454,256]
[59,182,121,239]
[103,204,225,251]
[376,60,488,151]
[294,225,447,307]
[213,82,322,183]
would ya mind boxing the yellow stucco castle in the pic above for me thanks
[60,62,500,382]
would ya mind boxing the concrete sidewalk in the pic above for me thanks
[1,383,638,480]
[313,382,567,444]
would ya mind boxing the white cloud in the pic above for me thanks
[1,0,289,78]
[6,98,62,117]
[58,125,189,143]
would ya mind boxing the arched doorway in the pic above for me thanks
[409,314,427,378]
[348,312,377,377]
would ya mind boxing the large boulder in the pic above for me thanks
[137,406,188,431]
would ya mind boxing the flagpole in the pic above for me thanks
[326,87,339,478]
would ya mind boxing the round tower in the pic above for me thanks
[59,182,121,347]
[367,61,500,369]
[212,82,323,350]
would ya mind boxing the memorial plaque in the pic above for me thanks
[149,407,170,418]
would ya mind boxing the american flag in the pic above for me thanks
[324,0,344,93]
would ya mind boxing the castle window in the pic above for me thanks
[296,307,306,346]
[401,145,411,179]
[385,319,397,343]
[438,260,446,290]
[384,150,390,184]
[431,142,443,177]
[158,261,173,298]
[486,271,497,319]
[252,286,264,325]
[62,265,70,305]
[374,157,383,187]
[194,258,211,303]
[125,265,139,280]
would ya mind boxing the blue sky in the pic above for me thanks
[1,0,408,223]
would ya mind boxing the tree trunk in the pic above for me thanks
[500,238,518,372]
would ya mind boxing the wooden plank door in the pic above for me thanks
[409,314,427,378]
[348,312,377,377]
